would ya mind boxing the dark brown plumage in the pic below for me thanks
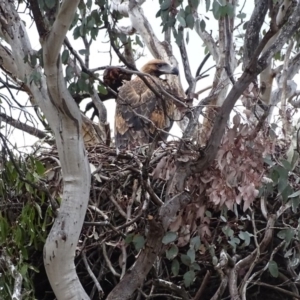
[103,67,132,92]
[114,59,179,150]
[80,67,132,120]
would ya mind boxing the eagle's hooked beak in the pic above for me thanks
[158,63,179,76]
[170,66,179,75]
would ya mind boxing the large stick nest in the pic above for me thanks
[2,122,300,300]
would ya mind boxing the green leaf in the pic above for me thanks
[222,225,234,238]
[200,19,206,32]
[191,0,200,8]
[87,17,95,29]
[238,231,252,246]
[226,3,235,17]
[190,262,201,271]
[98,84,108,95]
[79,49,88,55]
[205,0,211,12]
[30,54,37,67]
[291,197,300,213]
[61,49,69,64]
[237,12,246,19]
[30,70,42,85]
[187,248,195,263]
[162,231,177,244]
[125,233,134,244]
[243,21,249,30]
[177,16,186,27]
[212,0,221,20]
[65,66,74,81]
[86,0,92,9]
[186,14,194,29]
[77,78,88,92]
[274,52,282,61]
[73,26,81,40]
[185,5,191,14]
[281,184,293,203]
[135,35,143,48]
[219,4,228,17]
[183,270,195,287]
[205,210,212,218]
[277,228,294,245]
[190,236,201,250]
[19,264,28,276]
[25,182,33,193]
[228,237,240,251]
[288,190,300,198]
[91,28,98,40]
[45,0,56,9]
[0,216,9,242]
[281,159,292,171]
[264,156,274,166]
[166,244,178,260]
[35,160,45,175]
[161,0,171,10]
[171,259,180,276]
[133,234,145,251]
[268,260,279,278]
[181,254,191,266]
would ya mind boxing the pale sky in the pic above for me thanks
[1,1,257,151]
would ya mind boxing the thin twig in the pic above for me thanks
[193,270,210,300]
[102,243,121,277]
[82,251,104,297]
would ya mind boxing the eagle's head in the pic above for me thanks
[141,59,179,77]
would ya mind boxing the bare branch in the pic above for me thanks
[194,15,218,62]
[107,218,164,300]
[82,251,104,298]
[178,27,196,95]
[0,112,51,141]
[280,39,294,136]
[243,0,269,68]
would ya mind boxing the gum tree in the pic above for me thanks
[1,0,300,299]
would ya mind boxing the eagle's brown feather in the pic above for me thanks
[114,60,179,150]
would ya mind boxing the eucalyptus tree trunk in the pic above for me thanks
[0,1,90,299]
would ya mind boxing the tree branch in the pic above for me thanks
[0,112,52,141]
[107,218,164,300]
[243,0,269,68]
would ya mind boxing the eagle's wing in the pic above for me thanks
[115,78,172,150]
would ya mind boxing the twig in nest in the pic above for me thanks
[116,191,149,231]
[88,205,109,220]
[127,179,138,220]
[84,221,126,238]
[109,195,127,218]
[120,243,127,279]
[254,282,300,299]
[82,251,104,298]
[144,178,163,206]
[154,279,189,300]
[193,270,210,300]
[102,243,121,277]
[210,268,228,300]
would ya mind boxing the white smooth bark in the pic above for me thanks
[0,1,90,299]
